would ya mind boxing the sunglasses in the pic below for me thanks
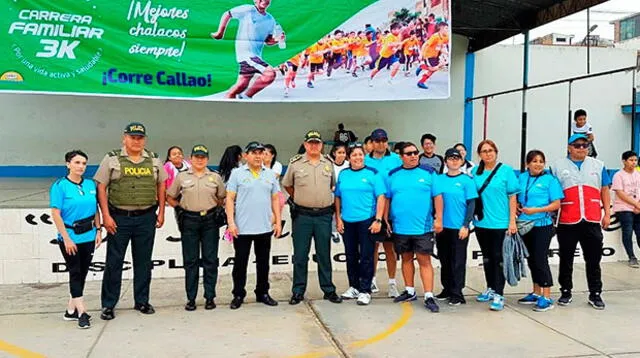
[402,150,420,156]
[570,143,589,149]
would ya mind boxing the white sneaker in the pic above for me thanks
[341,287,360,299]
[371,280,380,293]
[388,282,399,298]
[284,88,289,97]
[368,79,373,87]
[357,292,371,306]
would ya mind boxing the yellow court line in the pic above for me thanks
[0,339,46,358]
[292,302,413,358]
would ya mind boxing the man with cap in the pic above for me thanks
[167,145,226,311]
[551,134,611,310]
[226,141,282,310]
[282,130,342,305]
[364,128,401,297]
[94,122,167,320]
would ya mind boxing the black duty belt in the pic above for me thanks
[182,207,217,217]
[296,205,334,217]
[109,204,157,217]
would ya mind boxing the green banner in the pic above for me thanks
[0,0,451,101]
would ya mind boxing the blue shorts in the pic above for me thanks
[375,55,398,70]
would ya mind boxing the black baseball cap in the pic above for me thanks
[191,144,209,157]
[444,148,463,159]
[124,122,146,136]
[245,141,265,153]
[304,130,323,142]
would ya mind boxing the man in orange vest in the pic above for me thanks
[551,134,611,310]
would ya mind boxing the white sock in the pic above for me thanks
[372,276,377,283]
[389,278,396,285]
[425,292,434,299]
[406,286,415,295]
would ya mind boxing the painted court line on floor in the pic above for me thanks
[0,339,46,358]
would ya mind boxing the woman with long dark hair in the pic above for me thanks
[516,150,563,312]
[471,140,519,311]
[263,144,283,178]
[50,150,102,329]
[163,146,191,188]
[219,145,243,183]
[329,143,350,179]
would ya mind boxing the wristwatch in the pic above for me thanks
[374,218,382,224]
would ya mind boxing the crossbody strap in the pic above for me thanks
[478,163,503,196]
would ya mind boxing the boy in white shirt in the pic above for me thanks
[572,109,597,158]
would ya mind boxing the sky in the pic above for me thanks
[501,0,640,44]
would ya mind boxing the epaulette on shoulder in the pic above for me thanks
[289,154,303,164]
[146,150,159,159]
[107,149,121,157]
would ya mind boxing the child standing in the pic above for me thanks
[572,109,598,158]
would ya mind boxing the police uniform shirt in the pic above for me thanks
[335,166,385,223]
[50,177,98,244]
[94,147,168,210]
[386,165,441,235]
[282,155,335,208]
[167,168,226,212]
[517,171,564,227]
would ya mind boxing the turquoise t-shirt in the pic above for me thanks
[438,173,478,229]
[364,151,402,176]
[517,171,564,226]
[472,164,520,229]
[50,177,98,244]
[335,166,386,222]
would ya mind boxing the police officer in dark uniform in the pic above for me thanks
[94,122,167,320]
[167,145,226,311]
[282,130,342,305]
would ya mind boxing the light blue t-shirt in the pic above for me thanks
[364,151,402,176]
[229,5,276,63]
[471,164,520,229]
[438,173,478,229]
[50,177,97,244]
[335,166,386,222]
[226,165,279,235]
[517,171,565,227]
[386,165,441,235]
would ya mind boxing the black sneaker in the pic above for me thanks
[323,292,343,304]
[289,293,304,305]
[448,297,466,306]
[393,290,417,303]
[63,309,79,321]
[78,313,91,329]
[230,297,244,310]
[205,299,216,310]
[424,297,440,313]
[434,291,450,301]
[588,293,605,310]
[133,303,155,315]
[557,290,572,306]
[100,307,115,321]
[185,300,196,311]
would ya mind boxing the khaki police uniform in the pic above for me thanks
[94,146,167,310]
[282,154,338,296]
[167,168,226,302]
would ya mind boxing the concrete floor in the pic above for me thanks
[1,263,640,358]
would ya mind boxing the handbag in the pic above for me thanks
[516,219,536,236]
[212,206,227,227]
[474,163,503,221]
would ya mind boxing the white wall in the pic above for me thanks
[473,45,636,169]
[0,36,469,167]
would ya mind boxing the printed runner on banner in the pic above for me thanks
[0,0,451,102]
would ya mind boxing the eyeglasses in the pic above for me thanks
[348,143,363,149]
[480,149,495,154]
[570,143,589,149]
[402,150,420,156]
[446,156,462,160]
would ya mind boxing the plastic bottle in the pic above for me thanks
[274,24,286,49]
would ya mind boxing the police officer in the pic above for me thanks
[282,130,342,305]
[94,122,167,320]
[167,145,226,311]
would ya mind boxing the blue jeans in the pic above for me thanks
[618,211,640,259]
[342,218,376,293]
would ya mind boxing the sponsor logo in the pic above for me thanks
[0,71,24,82]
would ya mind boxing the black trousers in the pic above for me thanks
[521,226,554,287]
[101,211,156,308]
[59,241,95,298]
[181,214,220,301]
[475,227,506,295]
[342,218,376,293]
[436,228,469,300]
[232,232,272,298]
[557,220,603,294]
